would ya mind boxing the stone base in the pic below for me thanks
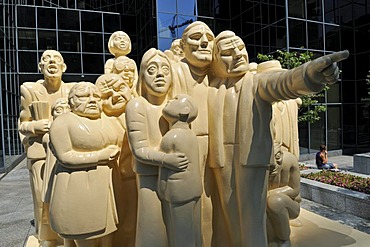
[291,209,370,247]
[25,235,64,247]
[353,153,370,175]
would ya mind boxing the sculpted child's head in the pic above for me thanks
[51,98,70,119]
[108,31,132,57]
[162,94,198,124]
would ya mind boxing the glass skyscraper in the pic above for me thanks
[1,0,370,172]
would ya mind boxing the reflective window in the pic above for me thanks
[104,14,120,33]
[307,22,323,50]
[324,0,339,24]
[18,51,38,72]
[289,19,306,48]
[38,30,57,50]
[37,7,56,29]
[83,54,104,74]
[309,110,326,152]
[177,15,195,37]
[289,0,305,18]
[342,104,356,151]
[325,25,339,51]
[121,15,136,35]
[58,9,80,30]
[178,0,197,16]
[158,0,176,13]
[81,12,102,32]
[327,82,340,103]
[59,31,81,52]
[63,53,81,73]
[17,6,36,27]
[357,103,370,148]
[18,29,37,50]
[341,80,356,103]
[82,33,103,53]
[158,12,176,38]
[307,0,322,21]
[158,38,173,51]
[327,106,342,150]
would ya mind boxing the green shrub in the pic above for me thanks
[301,171,370,194]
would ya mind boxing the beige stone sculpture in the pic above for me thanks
[267,145,301,247]
[105,31,138,95]
[207,30,348,247]
[95,74,137,247]
[165,39,185,62]
[176,21,215,246]
[125,48,185,247]
[18,50,75,246]
[158,94,202,247]
[49,82,120,247]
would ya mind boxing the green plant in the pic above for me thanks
[257,49,328,123]
[301,171,370,194]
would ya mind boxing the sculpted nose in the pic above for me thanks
[234,48,242,59]
[200,34,208,48]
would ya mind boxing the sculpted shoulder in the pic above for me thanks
[126,97,147,111]
[21,80,45,91]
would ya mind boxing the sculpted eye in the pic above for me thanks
[221,50,232,56]
[147,65,157,75]
[206,34,214,41]
[189,33,202,40]
[54,56,62,63]
[43,55,51,62]
[162,66,170,75]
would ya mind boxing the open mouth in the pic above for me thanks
[47,65,59,74]
[234,59,246,68]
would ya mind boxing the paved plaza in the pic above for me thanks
[0,156,369,246]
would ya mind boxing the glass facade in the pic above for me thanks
[1,0,370,172]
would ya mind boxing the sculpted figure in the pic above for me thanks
[105,31,138,94]
[18,50,75,246]
[176,21,215,246]
[267,145,301,247]
[49,82,120,247]
[207,30,348,246]
[95,74,137,247]
[158,94,202,247]
[125,48,188,247]
[165,39,185,62]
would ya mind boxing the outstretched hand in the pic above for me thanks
[306,50,349,85]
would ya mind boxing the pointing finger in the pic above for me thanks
[326,50,349,63]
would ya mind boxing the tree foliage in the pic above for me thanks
[257,49,327,123]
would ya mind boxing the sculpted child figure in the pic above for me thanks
[207,30,348,246]
[95,74,137,247]
[267,144,301,247]
[125,48,188,247]
[18,50,75,246]
[158,94,202,247]
[105,31,138,94]
[49,82,120,247]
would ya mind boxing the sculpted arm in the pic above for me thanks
[258,50,349,103]
[125,100,188,171]
[104,58,115,74]
[50,116,119,169]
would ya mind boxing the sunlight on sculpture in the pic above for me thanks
[19,20,350,247]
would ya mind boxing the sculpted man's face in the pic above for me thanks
[97,75,131,115]
[71,84,102,119]
[52,99,70,118]
[39,50,66,79]
[171,40,184,57]
[143,55,172,96]
[215,36,249,77]
[182,24,214,67]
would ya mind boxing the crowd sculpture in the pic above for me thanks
[19,21,349,247]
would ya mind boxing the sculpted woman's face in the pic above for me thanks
[143,55,172,96]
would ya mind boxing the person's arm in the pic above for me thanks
[125,98,188,171]
[49,114,119,169]
[257,51,349,103]
[320,152,328,164]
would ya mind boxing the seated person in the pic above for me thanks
[316,144,339,170]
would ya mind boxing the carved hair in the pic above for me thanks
[68,82,101,107]
[181,21,214,49]
[213,31,236,61]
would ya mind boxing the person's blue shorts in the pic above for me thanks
[318,163,335,170]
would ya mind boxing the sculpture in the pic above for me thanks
[158,94,202,247]
[105,31,138,95]
[18,50,74,246]
[95,74,137,247]
[19,21,349,247]
[125,48,188,247]
[207,30,348,246]
[165,39,184,62]
[49,82,120,246]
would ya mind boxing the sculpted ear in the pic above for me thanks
[38,62,42,72]
[180,39,185,51]
[62,63,67,73]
